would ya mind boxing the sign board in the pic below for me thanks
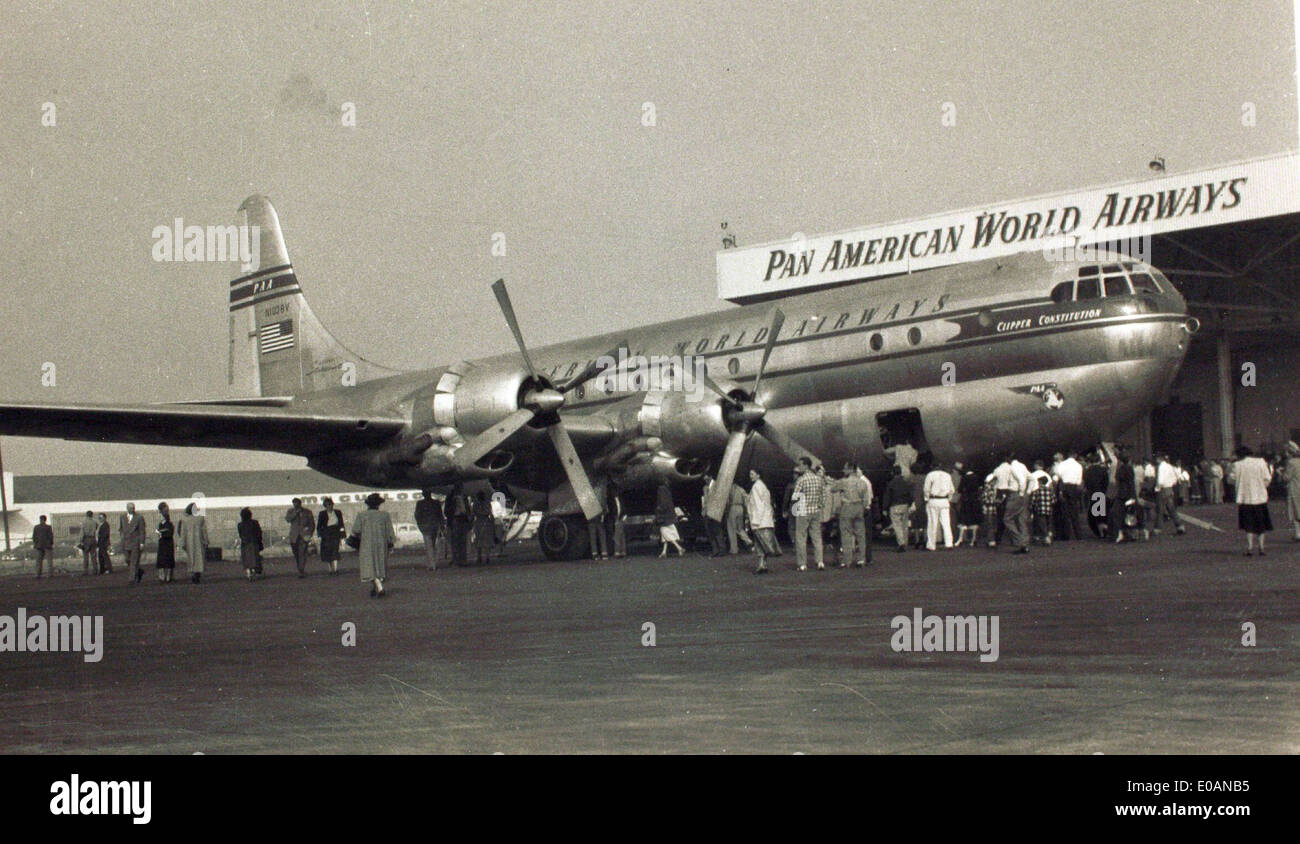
[717,152,1300,301]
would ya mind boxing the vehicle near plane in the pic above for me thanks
[0,196,1195,559]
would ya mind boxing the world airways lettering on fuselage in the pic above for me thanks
[0,195,1195,560]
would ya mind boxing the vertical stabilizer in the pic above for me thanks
[227,195,403,396]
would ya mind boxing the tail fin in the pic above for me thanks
[227,195,403,396]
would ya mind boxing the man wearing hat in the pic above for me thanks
[835,462,873,567]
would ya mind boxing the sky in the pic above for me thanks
[0,0,1296,476]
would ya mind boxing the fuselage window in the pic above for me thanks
[727,357,740,375]
[1129,272,1160,294]
[1077,277,1102,300]
[869,332,884,352]
[1050,281,1074,303]
[1103,275,1131,297]
[907,326,921,345]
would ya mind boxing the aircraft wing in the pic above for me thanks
[0,400,408,457]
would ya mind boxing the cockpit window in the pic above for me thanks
[1078,265,1099,277]
[1103,275,1131,297]
[1050,281,1074,303]
[1076,277,1102,300]
[1130,272,1160,294]
[1100,264,1122,274]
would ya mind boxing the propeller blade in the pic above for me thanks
[452,408,536,470]
[547,422,604,520]
[705,429,750,522]
[491,278,538,380]
[756,419,821,469]
[751,308,785,399]
[698,367,742,407]
[557,341,628,393]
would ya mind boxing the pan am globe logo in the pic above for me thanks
[592,350,711,401]
[1011,382,1065,410]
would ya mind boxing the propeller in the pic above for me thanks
[702,307,821,522]
[452,279,624,520]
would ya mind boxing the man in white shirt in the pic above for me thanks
[1154,453,1186,535]
[1000,453,1031,554]
[923,464,955,550]
[1052,451,1085,540]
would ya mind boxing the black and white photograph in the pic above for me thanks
[0,0,1294,820]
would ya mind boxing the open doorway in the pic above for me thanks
[876,408,930,460]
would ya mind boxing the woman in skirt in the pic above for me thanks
[155,502,176,583]
[316,497,345,575]
[654,482,685,557]
[1234,445,1274,555]
[955,466,983,547]
[746,470,781,574]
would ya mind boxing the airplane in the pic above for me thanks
[0,196,1196,559]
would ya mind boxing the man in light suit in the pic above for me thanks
[119,502,147,584]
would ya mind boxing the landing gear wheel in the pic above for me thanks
[538,514,591,561]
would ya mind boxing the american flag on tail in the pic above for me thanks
[259,319,295,354]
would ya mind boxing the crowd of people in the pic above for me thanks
[649,441,1300,573]
[22,440,1300,589]
[29,493,401,599]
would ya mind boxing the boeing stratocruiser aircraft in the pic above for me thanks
[0,196,1196,558]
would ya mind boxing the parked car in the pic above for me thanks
[393,522,423,548]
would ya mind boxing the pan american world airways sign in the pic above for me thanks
[717,152,1300,302]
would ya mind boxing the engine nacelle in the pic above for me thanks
[615,452,709,490]
[416,441,514,478]
[431,359,532,436]
[638,388,731,458]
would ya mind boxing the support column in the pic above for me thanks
[0,440,10,552]
[1216,334,1235,458]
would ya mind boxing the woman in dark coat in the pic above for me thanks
[155,503,176,583]
[956,467,983,546]
[237,507,264,582]
[316,497,345,575]
[1111,455,1138,543]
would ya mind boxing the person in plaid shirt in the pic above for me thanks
[1029,460,1055,545]
[981,477,1001,547]
[791,456,827,570]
